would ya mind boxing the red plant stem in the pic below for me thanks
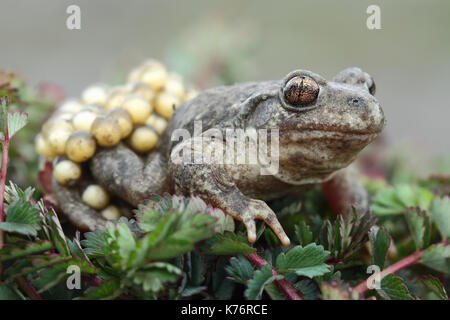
[0,125,9,251]
[352,249,424,296]
[17,276,42,300]
[245,253,302,300]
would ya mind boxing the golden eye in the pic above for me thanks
[283,75,319,106]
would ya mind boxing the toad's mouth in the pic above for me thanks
[278,129,380,144]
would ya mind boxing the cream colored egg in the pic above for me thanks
[90,116,122,147]
[58,99,84,114]
[100,205,121,220]
[165,73,185,98]
[81,84,108,107]
[42,119,74,137]
[131,82,155,101]
[47,126,74,155]
[121,95,152,124]
[107,108,133,138]
[154,92,180,119]
[139,64,168,91]
[35,134,57,160]
[72,109,99,132]
[65,131,97,162]
[53,160,81,185]
[104,86,130,110]
[128,126,158,153]
[81,185,110,210]
[145,114,167,134]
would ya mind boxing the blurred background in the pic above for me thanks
[0,0,449,186]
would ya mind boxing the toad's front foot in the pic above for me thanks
[169,138,290,246]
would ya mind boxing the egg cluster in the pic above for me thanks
[35,59,197,220]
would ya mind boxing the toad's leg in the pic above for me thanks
[322,164,369,215]
[89,144,169,206]
[169,136,290,246]
[52,143,169,231]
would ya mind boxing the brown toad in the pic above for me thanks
[53,67,385,246]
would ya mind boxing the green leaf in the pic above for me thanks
[295,279,319,300]
[404,208,431,249]
[82,229,108,257]
[369,226,390,270]
[34,260,97,293]
[47,208,70,256]
[420,276,448,300]
[245,265,283,300]
[429,197,450,239]
[80,278,123,300]
[212,257,235,300]
[226,255,255,284]
[264,283,287,300]
[0,199,41,236]
[0,284,21,300]
[202,233,256,255]
[7,111,28,139]
[379,274,413,300]
[276,243,331,278]
[420,243,450,274]
[0,96,8,140]
[0,240,53,262]
[295,222,313,246]
[132,262,182,293]
[371,184,433,216]
[318,210,376,264]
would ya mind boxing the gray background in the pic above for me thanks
[1,0,449,158]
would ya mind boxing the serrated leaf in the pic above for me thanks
[429,197,450,239]
[379,274,413,300]
[34,260,97,293]
[0,284,21,300]
[7,111,28,139]
[132,262,182,292]
[245,265,283,300]
[47,208,70,256]
[369,226,390,270]
[420,275,448,300]
[213,257,235,300]
[81,229,108,257]
[371,184,433,216]
[264,283,286,300]
[226,255,255,284]
[276,243,331,278]
[202,233,256,255]
[188,251,205,286]
[0,240,53,262]
[80,278,122,300]
[295,279,319,300]
[318,210,376,264]
[0,199,41,236]
[5,254,71,282]
[420,243,450,274]
[404,207,431,249]
[295,222,313,246]
[0,96,8,140]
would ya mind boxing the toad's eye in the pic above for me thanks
[283,75,319,106]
